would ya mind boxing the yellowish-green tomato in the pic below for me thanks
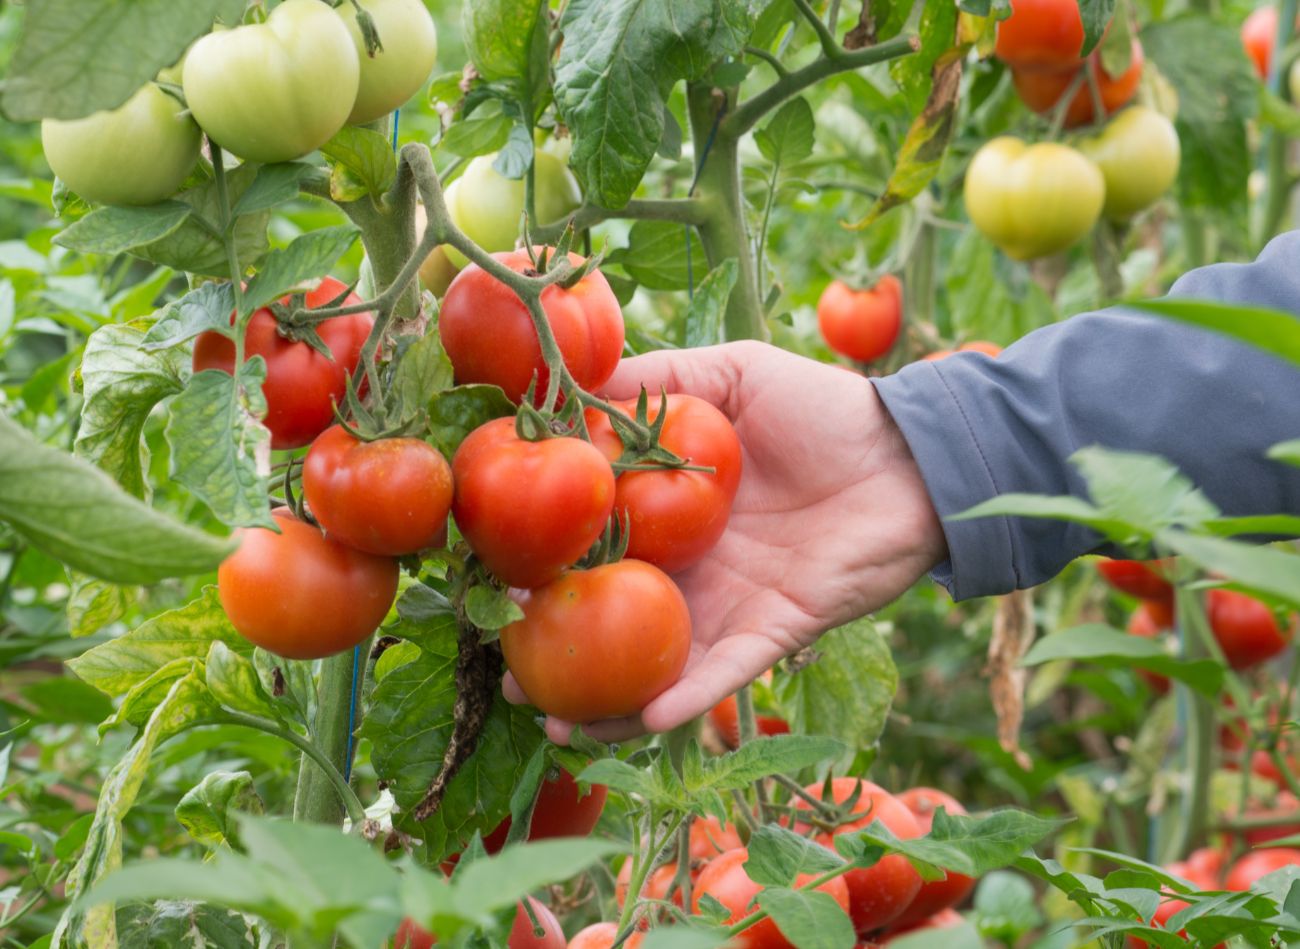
[1079,106,1181,221]
[41,83,201,206]
[340,0,438,124]
[1290,59,1300,105]
[412,203,462,296]
[183,0,360,163]
[444,151,582,267]
[963,137,1104,261]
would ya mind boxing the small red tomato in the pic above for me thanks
[692,847,852,949]
[566,922,644,949]
[482,769,609,852]
[616,860,682,912]
[1097,558,1175,602]
[1242,6,1278,78]
[1207,589,1294,669]
[708,693,790,750]
[396,898,564,949]
[500,560,692,722]
[302,426,453,556]
[1225,848,1300,890]
[816,275,903,363]
[192,276,373,450]
[439,250,625,404]
[217,510,398,659]
[888,789,976,930]
[586,394,742,574]
[452,418,616,588]
[689,815,745,861]
[1010,40,1144,129]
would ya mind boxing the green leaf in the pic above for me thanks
[0,414,232,585]
[1076,0,1115,56]
[755,97,815,168]
[66,575,137,639]
[3,0,245,120]
[390,331,455,418]
[241,226,361,317]
[68,587,248,698]
[53,203,191,257]
[1203,514,1300,537]
[439,111,515,159]
[448,839,624,920]
[166,365,274,530]
[745,826,847,886]
[694,735,847,791]
[75,320,189,497]
[254,649,317,728]
[176,770,265,851]
[463,0,545,80]
[141,281,237,352]
[320,127,398,202]
[622,220,710,291]
[1132,299,1300,370]
[971,871,1044,944]
[888,918,985,949]
[892,0,960,113]
[19,676,114,725]
[1156,531,1300,611]
[684,260,738,348]
[428,384,516,458]
[205,641,281,720]
[465,584,525,633]
[1270,439,1300,466]
[774,619,897,756]
[758,888,856,949]
[1021,625,1225,697]
[555,0,753,207]
[115,900,263,948]
[232,163,322,217]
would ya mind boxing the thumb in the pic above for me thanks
[602,343,744,408]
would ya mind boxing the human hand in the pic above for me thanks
[502,341,947,743]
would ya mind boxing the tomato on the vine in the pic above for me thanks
[690,815,745,859]
[889,789,976,931]
[451,419,615,588]
[303,426,452,556]
[567,922,644,949]
[440,250,625,404]
[481,768,608,852]
[1079,106,1181,221]
[586,394,742,574]
[1207,589,1294,669]
[708,694,790,749]
[183,0,359,164]
[218,510,398,660]
[1010,40,1143,129]
[1225,848,1300,889]
[615,860,682,912]
[1242,7,1279,78]
[993,0,1086,69]
[41,82,200,206]
[192,277,374,450]
[339,0,438,124]
[816,275,903,363]
[500,560,691,722]
[396,898,564,949]
[1096,557,1175,602]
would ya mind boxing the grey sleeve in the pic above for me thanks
[871,229,1300,601]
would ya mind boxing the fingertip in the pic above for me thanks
[501,672,528,705]
[545,718,575,745]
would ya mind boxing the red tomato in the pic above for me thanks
[1127,601,1174,694]
[302,426,452,556]
[708,694,790,749]
[1097,558,1175,602]
[396,898,564,949]
[500,560,692,722]
[586,394,743,574]
[994,0,1086,68]
[690,815,745,861]
[1011,41,1143,129]
[1242,6,1278,78]
[816,276,903,363]
[1240,791,1300,846]
[480,768,609,852]
[692,847,852,949]
[1124,852,1224,949]
[793,779,924,933]
[616,860,682,912]
[888,789,976,930]
[1225,848,1300,889]
[1207,589,1294,669]
[192,277,373,450]
[1184,847,1227,886]
[452,418,615,588]
[567,922,643,949]
[217,510,398,659]
[882,908,964,942]
[439,250,625,404]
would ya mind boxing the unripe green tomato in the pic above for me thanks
[1078,106,1181,220]
[183,0,360,163]
[340,0,438,124]
[41,83,200,206]
[963,137,1104,260]
[444,151,581,267]
[1291,59,1300,104]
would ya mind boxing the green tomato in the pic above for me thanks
[41,83,200,206]
[1079,106,1180,220]
[963,137,1104,260]
[444,151,581,266]
[183,0,360,163]
[340,0,438,124]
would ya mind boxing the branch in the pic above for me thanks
[744,45,791,78]
[725,34,919,137]
[792,0,841,56]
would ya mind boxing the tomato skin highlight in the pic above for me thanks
[218,510,398,660]
[440,250,624,404]
[817,276,904,363]
[303,426,453,556]
[888,789,976,930]
[993,0,1086,68]
[587,394,742,573]
[192,277,373,451]
[1207,589,1294,669]
[500,560,692,722]
[339,0,439,124]
[452,419,616,588]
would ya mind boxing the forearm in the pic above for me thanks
[873,229,1300,600]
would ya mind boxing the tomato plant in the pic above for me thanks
[477,768,608,853]
[816,275,904,363]
[339,0,439,125]
[1242,7,1279,78]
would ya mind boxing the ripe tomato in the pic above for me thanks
[183,0,360,164]
[708,694,790,749]
[339,0,439,124]
[993,0,1086,68]
[396,898,564,949]
[413,204,461,296]
[192,277,373,451]
[1127,601,1174,694]
[41,82,200,206]
[451,419,615,588]
[793,779,924,933]
[922,342,1003,362]
[567,922,644,949]
[963,138,1104,261]
[1079,107,1181,221]
[218,510,398,659]
[1097,558,1175,602]
[481,768,609,852]
[616,860,682,911]
[1225,848,1300,890]
[303,426,452,556]
[1242,7,1278,78]
[586,394,743,573]
[443,152,582,267]
[1010,40,1144,129]
[816,276,903,363]
[440,250,624,404]
[1240,791,1300,846]
[1207,589,1294,669]
[889,789,976,930]
[500,560,691,722]
[692,847,852,949]
[690,816,745,860]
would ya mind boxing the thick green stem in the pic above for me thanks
[903,213,936,333]
[293,645,369,827]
